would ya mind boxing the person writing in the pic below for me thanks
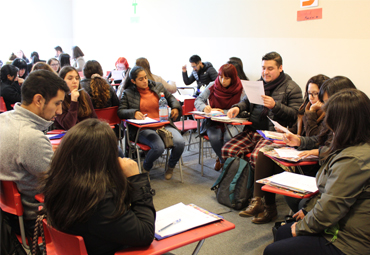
[42,119,155,255]
[117,66,184,180]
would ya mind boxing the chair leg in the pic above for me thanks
[136,146,142,173]
[179,158,183,183]
[201,137,204,176]
[187,130,193,151]
[18,215,29,249]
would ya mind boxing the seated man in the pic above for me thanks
[222,52,303,169]
[182,55,218,96]
[0,70,69,237]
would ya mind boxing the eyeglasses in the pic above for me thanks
[51,64,60,67]
[308,92,319,97]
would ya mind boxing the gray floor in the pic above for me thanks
[145,133,291,255]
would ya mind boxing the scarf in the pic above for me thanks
[260,71,286,117]
[208,77,243,109]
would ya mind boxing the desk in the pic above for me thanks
[115,219,235,255]
[264,153,318,175]
[262,184,319,199]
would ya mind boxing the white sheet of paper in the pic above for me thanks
[260,172,318,193]
[267,117,293,134]
[274,148,304,158]
[126,117,159,124]
[241,80,265,105]
[111,70,124,80]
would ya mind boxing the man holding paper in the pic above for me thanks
[221,51,302,169]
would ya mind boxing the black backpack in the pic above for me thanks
[211,157,254,210]
[0,208,27,255]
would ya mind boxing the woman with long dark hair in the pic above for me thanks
[54,66,97,130]
[264,88,370,255]
[42,119,155,255]
[59,53,71,68]
[194,64,244,171]
[0,64,21,110]
[117,66,184,180]
[80,60,119,109]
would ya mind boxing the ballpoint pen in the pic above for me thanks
[69,88,84,95]
[158,218,181,232]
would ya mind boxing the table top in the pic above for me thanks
[265,153,318,167]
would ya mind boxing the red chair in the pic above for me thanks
[0,96,7,113]
[95,106,123,150]
[42,218,88,255]
[0,180,42,248]
[78,71,84,78]
[174,98,198,150]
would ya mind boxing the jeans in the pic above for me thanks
[264,222,345,255]
[207,124,239,163]
[137,126,185,170]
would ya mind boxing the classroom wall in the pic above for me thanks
[1,0,370,95]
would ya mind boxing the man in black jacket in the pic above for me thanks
[182,55,218,96]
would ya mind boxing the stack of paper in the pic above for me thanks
[257,172,318,196]
[211,116,247,123]
[264,147,319,162]
[257,130,285,141]
[155,202,222,240]
[189,110,225,118]
[126,117,159,125]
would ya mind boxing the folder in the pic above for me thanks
[155,203,223,240]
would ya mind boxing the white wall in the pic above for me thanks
[2,0,370,95]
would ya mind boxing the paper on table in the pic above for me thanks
[155,202,221,239]
[257,172,318,193]
[241,80,265,105]
[190,110,225,117]
[211,116,247,123]
[274,148,304,158]
[126,117,159,124]
[111,70,124,80]
[267,117,293,134]
[174,94,195,102]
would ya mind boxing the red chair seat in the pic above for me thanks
[174,120,198,131]
[131,141,151,151]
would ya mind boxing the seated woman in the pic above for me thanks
[54,66,97,130]
[136,57,177,94]
[264,88,370,255]
[59,53,71,68]
[117,66,184,180]
[194,64,244,171]
[11,58,28,84]
[107,57,130,84]
[47,58,61,73]
[72,46,85,71]
[228,57,249,80]
[42,119,155,255]
[0,64,21,110]
[241,76,355,224]
[80,60,119,109]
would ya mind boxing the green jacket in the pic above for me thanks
[296,143,370,255]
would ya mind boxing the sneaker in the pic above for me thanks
[165,167,174,180]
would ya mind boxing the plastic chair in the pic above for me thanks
[0,180,35,248]
[0,96,7,113]
[174,98,198,150]
[42,218,88,255]
[95,106,123,150]
[124,120,183,182]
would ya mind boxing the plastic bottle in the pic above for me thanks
[159,93,169,122]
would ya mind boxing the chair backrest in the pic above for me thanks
[0,97,7,112]
[0,181,24,216]
[95,106,121,126]
[182,98,196,116]
[43,219,88,255]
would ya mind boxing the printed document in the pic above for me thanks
[241,80,265,105]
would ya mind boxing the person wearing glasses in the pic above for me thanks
[47,58,61,73]
[182,55,218,97]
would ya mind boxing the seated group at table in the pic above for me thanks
[1,49,370,255]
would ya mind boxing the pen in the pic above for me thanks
[158,219,181,232]
[69,88,84,95]
[207,99,210,106]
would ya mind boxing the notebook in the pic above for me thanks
[126,117,159,125]
[155,202,223,240]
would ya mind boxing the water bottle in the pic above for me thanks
[159,93,169,122]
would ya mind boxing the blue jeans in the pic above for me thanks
[206,125,239,163]
[137,126,185,170]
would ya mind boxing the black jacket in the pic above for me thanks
[0,80,21,110]
[66,174,156,255]
[117,80,182,141]
[182,62,218,90]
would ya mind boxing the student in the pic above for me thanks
[194,64,244,171]
[136,57,177,94]
[54,66,97,130]
[11,58,28,83]
[31,62,57,74]
[117,66,184,180]
[80,60,119,109]
[47,58,61,73]
[0,70,69,237]
[28,51,45,73]
[228,57,249,80]
[59,53,71,68]
[221,52,302,169]
[239,74,331,224]
[42,119,155,255]
[182,55,218,96]
[72,46,85,71]
[264,89,370,255]
[107,57,129,84]
[54,46,63,57]
[0,64,22,110]
[16,50,29,63]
